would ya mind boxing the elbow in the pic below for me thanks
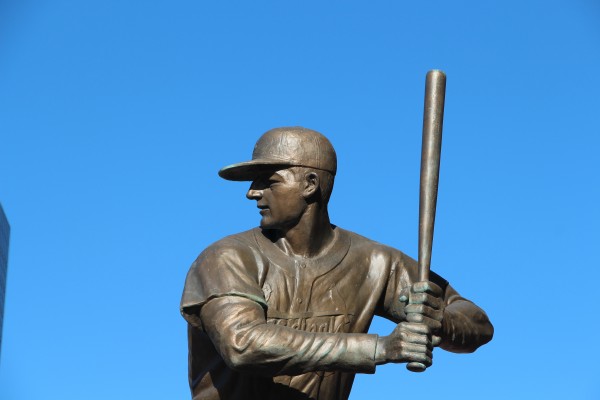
[218,330,287,376]
[223,352,253,372]
[478,319,494,348]
[440,311,494,354]
[483,319,494,342]
[220,341,256,372]
[222,347,281,376]
[462,318,495,353]
[219,331,269,373]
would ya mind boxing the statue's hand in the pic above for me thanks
[376,322,432,366]
[402,281,445,346]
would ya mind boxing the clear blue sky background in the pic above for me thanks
[1,1,599,399]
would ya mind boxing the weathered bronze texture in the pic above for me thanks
[418,69,446,283]
[407,70,446,373]
[181,72,493,400]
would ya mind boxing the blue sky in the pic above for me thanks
[1,1,599,399]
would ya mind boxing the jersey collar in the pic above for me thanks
[253,225,351,275]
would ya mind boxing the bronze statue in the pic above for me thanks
[181,72,493,399]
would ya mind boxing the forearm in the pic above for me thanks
[439,299,494,353]
[200,296,378,376]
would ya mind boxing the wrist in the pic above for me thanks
[375,336,387,365]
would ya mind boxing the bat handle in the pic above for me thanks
[406,362,427,373]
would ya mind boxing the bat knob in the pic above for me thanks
[406,362,427,373]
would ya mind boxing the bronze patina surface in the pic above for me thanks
[181,81,493,400]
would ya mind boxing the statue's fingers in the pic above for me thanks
[406,313,441,331]
[406,304,440,319]
[403,321,430,334]
[402,349,432,366]
[412,281,443,296]
[409,293,444,311]
[402,331,430,346]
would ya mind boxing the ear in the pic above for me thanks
[302,171,319,199]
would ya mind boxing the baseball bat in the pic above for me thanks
[406,69,446,373]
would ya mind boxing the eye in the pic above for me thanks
[250,178,269,190]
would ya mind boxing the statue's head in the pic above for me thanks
[219,127,337,181]
[219,127,337,229]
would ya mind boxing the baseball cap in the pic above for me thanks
[218,127,337,181]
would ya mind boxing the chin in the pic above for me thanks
[259,217,288,231]
[259,219,275,230]
[259,219,300,232]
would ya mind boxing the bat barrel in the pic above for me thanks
[418,70,446,282]
[407,70,446,374]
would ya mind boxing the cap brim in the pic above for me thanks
[218,159,293,181]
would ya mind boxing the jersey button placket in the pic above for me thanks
[294,260,308,313]
[297,262,305,305]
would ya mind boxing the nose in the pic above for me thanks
[246,187,263,200]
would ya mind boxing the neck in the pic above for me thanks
[273,204,334,258]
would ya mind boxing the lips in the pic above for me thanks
[257,204,269,214]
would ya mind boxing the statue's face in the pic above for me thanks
[246,168,307,230]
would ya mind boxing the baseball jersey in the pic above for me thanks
[181,226,458,400]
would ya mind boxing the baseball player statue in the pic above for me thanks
[180,127,493,400]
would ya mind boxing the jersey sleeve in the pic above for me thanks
[380,250,449,323]
[180,237,267,330]
[202,296,378,375]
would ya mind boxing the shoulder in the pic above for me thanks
[337,226,417,271]
[200,228,259,255]
[181,228,267,315]
[191,228,262,270]
[339,227,406,257]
